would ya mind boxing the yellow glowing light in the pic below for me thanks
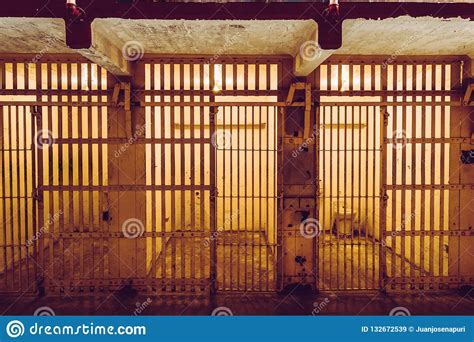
[213,64,223,93]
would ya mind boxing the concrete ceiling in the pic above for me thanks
[92,19,316,56]
[0,18,69,54]
[0,15,472,76]
[341,16,474,57]
[0,16,472,57]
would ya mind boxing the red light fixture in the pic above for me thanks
[66,0,85,20]
[324,0,340,21]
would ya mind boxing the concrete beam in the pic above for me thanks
[75,22,132,77]
[294,31,334,77]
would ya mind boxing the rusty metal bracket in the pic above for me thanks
[462,83,474,106]
[285,82,312,139]
[112,82,133,138]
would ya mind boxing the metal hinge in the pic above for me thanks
[381,189,389,206]
[210,186,218,200]
[32,189,42,203]
[382,108,390,126]
[30,105,41,117]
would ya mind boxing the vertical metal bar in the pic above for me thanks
[189,63,196,288]
[250,105,254,290]
[12,62,17,90]
[439,63,446,277]
[371,104,377,289]
[46,62,54,286]
[209,66,217,295]
[221,109,226,291]
[97,66,105,282]
[87,63,94,283]
[379,61,388,290]
[365,105,370,289]
[410,64,416,279]
[276,61,287,292]
[67,63,74,282]
[76,63,84,282]
[391,65,397,282]
[314,73,321,291]
[35,64,45,291]
[320,104,325,290]
[160,62,167,286]
[57,63,65,282]
[429,63,436,276]
[7,105,14,291]
[336,104,340,289]
[180,63,186,290]
[22,105,30,289]
[150,63,157,286]
[420,63,427,276]
[30,102,37,292]
[199,62,206,290]
[358,105,363,289]
[350,105,355,289]
[343,104,347,289]
[236,106,241,291]
[170,63,177,290]
[266,102,270,291]
[244,104,248,291]
[0,105,6,290]
[329,104,333,290]
[401,64,407,281]
[15,105,23,290]
[230,103,234,291]
[257,105,261,290]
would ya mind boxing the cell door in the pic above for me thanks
[213,61,281,292]
[143,60,215,293]
[144,58,282,293]
[0,102,38,294]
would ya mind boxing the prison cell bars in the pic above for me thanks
[0,62,37,293]
[384,61,461,291]
[0,55,470,295]
[142,58,281,293]
[317,61,383,290]
[317,56,466,291]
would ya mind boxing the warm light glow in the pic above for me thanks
[213,64,222,93]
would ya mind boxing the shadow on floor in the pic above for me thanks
[1,290,473,316]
